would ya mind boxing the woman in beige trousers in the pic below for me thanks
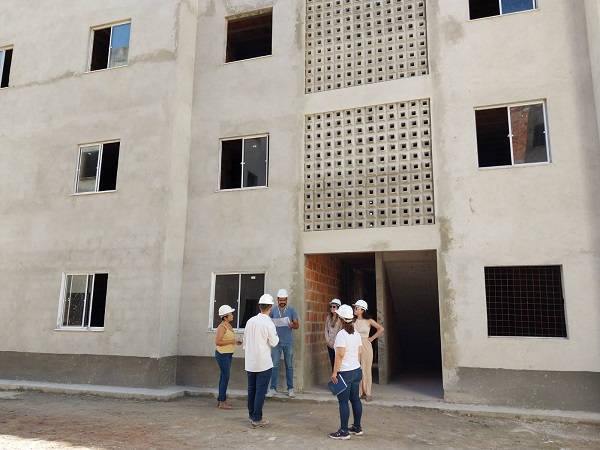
[352,300,384,402]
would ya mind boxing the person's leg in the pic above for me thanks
[215,350,230,402]
[336,370,353,432]
[252,368,272,422]
[349,367,363,429]
[270,344,281,390]
[360,337,373,397]
[247,371,257,421]
[327,346,336,369]
[282,343,294,390]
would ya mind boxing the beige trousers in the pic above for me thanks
[359,337,373,397]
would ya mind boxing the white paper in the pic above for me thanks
[272,317,290,327]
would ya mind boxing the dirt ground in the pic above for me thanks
[0,390,599,450]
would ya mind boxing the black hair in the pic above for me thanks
[259,304,271,312]
[340,318,355,334]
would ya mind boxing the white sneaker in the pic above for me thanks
[288,389,295,398]
[266,388,275,398]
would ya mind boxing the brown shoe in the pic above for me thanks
[365,395,372,402]
[218,401,233,409]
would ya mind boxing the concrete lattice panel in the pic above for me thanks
[304,99,434,231]
[305,0,428,93]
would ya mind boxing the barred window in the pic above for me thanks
[485,265,567,338]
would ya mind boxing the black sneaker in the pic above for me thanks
[329,429,350,440]
[349,424,363,436]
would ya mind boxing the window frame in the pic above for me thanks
[74,140,120,194]
[225,9,273,63]
[57,272,108,331]
[469,0,537,20]
[88,20,131,72]
[218,134,269,191]
[0,45,13,88]
[209,272,266,331]
[475,100,550,169]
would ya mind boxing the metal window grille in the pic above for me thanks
[485,265,567,338]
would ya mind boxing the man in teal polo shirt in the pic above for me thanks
[266,288,299,398]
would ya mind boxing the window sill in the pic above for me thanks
[71,190,117,196]
[85,64,129,74]
[223,54,273,65]
[54,327,105,332]
[469,8,538,21]
[216,186,268,193]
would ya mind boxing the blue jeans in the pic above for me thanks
[247,368,272,422]
[336,367,363,433]
[270,342,294,390]
[215,350,233,402]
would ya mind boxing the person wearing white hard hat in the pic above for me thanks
[244,293,279,428]
[352,299,384,402]
[214,304,242,409]
[324,298,342,369]
[267,288,299,398]
[329,304,363,440]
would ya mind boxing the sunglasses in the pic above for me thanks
[330,305,339,308]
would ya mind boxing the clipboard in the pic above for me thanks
[327,373,347,396]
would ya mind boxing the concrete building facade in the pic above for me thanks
[1,0,599,412]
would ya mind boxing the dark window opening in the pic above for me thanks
[213,273,265,329]
[90,23,130,71]
[476,107,511,167]
[470,0,536,20]
[1,48,13,88]
[226,11,272,62]
[90,28,111,71]
[89,273,108,327]
[99,142,120,191]
[220,136,268,190]
[485,265,567,338]
[62,273,108,328]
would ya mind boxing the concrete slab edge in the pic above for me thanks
[1,380,598,425]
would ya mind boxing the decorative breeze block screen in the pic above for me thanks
[305,0,428,93]
[304,99,434,231]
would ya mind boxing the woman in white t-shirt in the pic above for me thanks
[329,304,363,440]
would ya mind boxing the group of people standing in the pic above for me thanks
[213,289,384,439]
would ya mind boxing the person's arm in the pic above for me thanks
[368,319,384,342]
[267,323,279,347]
[288,308,299,329]
[331,346,346,384]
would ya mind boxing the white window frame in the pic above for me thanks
[88,20,131,71]
[0,45,13,88]
[475,100,550,169]
[470,0,537,20]
[74,140,120,194]
[209,272,266,331]
[218,134,269,191]
[56,272,108,331]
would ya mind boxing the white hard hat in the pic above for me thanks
[336,304,354,322]
[353,299,368,310]
[277,288,288,298]
[330,298,341,306]
[218,305,235,317]
[258,293,274,305]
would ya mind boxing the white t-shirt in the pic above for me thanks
[244,312,279,372]
[334,329,362,372]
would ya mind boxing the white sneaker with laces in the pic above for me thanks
[266,388,275,398]
[288,389,295,398]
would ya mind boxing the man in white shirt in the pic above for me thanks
[244,293,279,428]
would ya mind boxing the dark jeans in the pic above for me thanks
[214,350,233,402]
[336,367,363,432]
[327,346,336,369]
[270,342,294,390]
[247,368,272,422]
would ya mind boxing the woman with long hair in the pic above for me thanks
[324,298,342,369]
[353,299,384,402]
[329,304,363,440]
[214,304,242,409]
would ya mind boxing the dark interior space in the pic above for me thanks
[226,11,273,63]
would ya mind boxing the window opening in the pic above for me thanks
[470,0,536,20]
[90,22,131,71]
[75,141,120,194]
[476,102,548,168]
[226,11,273,62]
[0,47,13,88]
[485,265,567,338]
[59,273,108,329]
[212,273,265,329]
[219,135,268,190]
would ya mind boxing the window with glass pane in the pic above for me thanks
[212,273,265,329]
[470,0,536,20]
[0,47,13,88]
[219,136,268,190]
[60,273,108,329]
[476,102,548,168]
[75,141,120,193]
[90,22,131,71]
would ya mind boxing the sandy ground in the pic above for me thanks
[0,390,599,449]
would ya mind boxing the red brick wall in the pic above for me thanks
[304,254,344,386]
[510,105,530,163]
